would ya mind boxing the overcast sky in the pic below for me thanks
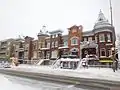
[0,0,120,40]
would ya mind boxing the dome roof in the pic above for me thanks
[37,26,50,36]
[94,10,112,29]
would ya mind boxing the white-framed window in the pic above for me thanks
[88,37,92,41]
[95,36,98,43]
[55,41,58,47]
[71,38,78,45]
[47,42,50,48]
[107,33,111,42]
[24,52,28,58]
[64,40,68,46]
[100,48,106,57]
[52,42,54,48]
[84,38,87,42]
[108,49,111,57]
[99,34,105,42]
[46,51,50,59]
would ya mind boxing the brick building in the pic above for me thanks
[10,10,116,65]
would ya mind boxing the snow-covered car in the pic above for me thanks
[3,62,11,68]
[0,61,11,68]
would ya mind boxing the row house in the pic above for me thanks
[11,10,116,65]
[0,38,15,60]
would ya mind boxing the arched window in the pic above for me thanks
[71,38,78,45]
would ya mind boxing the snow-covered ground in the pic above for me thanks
[8,64,120,82]
[0,74,85,90]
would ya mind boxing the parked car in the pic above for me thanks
[0,60,11,68]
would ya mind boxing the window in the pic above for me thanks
[47,42,50,48]
[54,34,56,38]
[84,38,87,42]
[99,34,105,42]
[46,51,50,59]
[52,42,54,48]
[33,43,36,49]
[88,37,92,41]
[107,33,111,42]
[24,52,28,58]
[55,41,58,47]
[95,36,98,43]
[100,48,106,57]
[64,40,68,46]
[108,49,111,57]
[71,38,78,45]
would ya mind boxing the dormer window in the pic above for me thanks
[99,18,103,21]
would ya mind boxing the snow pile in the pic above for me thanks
[9,64,120,82]
[0,74,40,90]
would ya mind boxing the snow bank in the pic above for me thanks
[9,64,120,82]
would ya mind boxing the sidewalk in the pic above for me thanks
[9,64,120,82]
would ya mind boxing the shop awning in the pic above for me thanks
[99,60,113,63]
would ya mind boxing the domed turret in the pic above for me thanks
[37,25,49,37]
[94,10,112,29]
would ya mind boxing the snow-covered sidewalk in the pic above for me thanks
[8,64,120,82]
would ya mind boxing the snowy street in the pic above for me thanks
[0,74,86,90]
[6,64,120,82]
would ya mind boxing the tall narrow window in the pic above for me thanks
[47,42,50,48]
[64,40,68,46]
[108,49,111,57]
[107,33,111,42]
[84,38,87,42]
[95,36,98,43]
[52,42,54,48]
[100,48,106,57]
[55,41,58,47]
[99,34,105,42]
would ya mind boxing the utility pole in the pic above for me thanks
[109,0,113,26]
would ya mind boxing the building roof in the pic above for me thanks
[94,10,112,29]
[62,35,68,41]
[83,31,94,36]
[49,29,63,35]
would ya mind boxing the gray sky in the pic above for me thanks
[0,0,120,40]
